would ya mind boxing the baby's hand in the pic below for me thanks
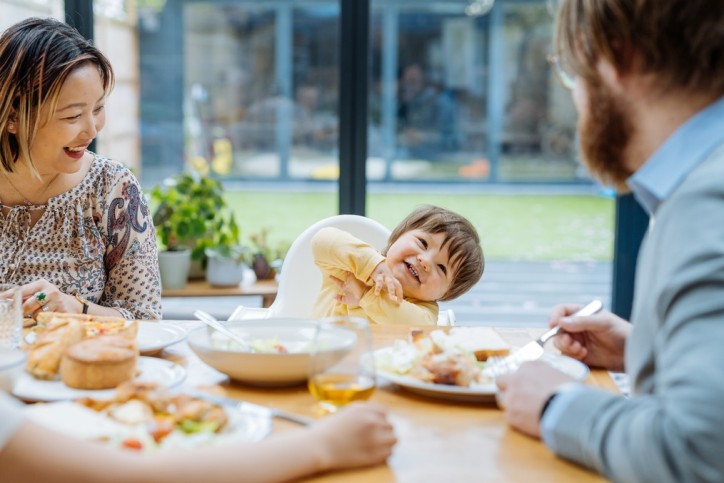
[330,273,367,307]
[370,263,402,304]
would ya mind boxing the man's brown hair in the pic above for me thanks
[554,0,724,96]
[384,205,484,301]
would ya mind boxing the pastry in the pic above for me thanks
[59,335,138,390]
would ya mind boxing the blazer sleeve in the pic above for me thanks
[546,154,724,483]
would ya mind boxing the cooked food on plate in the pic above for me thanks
[25,313,139,384]
[60,335,139,389]
[24,381,233,451]
[375,328,511,387]
[76,381,230,450]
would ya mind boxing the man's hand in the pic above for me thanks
[550,304,631,372]
[495,361,577,439]
[370,262,402,304]
[330,273,367,307]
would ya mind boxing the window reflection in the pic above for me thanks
[136,0,580,186]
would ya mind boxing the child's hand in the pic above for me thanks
[330,273,367,307]
[371,263,402,304]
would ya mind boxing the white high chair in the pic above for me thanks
[229,214,455,327]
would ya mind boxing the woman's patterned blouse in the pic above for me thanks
[0,153,161,319]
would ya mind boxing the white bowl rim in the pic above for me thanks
[0,348,27,371]
[187,318,321,355]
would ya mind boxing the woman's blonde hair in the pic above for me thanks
[0,17,114,175]
[384,205,484,302]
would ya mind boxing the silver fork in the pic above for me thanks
[484,300,603,378]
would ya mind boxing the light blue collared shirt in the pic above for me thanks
[542,95,724,451]
[627,96,724,215]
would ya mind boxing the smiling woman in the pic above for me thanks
[0,17,161,320]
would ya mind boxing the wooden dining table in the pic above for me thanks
[159,321,615,482]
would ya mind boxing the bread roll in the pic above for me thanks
[60,336,138,390]
[26,318,85,380]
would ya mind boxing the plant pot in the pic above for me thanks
[206,256,245,287]
[252,253,276,280]
[158,249,191,290]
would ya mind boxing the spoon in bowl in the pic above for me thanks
[193,310,252,351]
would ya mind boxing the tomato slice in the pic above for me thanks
[122,438,144,451]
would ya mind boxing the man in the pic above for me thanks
[495,1,724,482]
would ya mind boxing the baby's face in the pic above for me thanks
[385,229,453,302]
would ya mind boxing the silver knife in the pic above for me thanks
[484,299,603,377]
[184,388,313,426]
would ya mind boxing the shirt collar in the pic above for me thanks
[627,96,724,215]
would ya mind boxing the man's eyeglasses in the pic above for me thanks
[547,53,576,90]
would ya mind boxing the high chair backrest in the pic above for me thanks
[269,215,391,319]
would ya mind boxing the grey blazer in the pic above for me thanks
[549,142,724,482]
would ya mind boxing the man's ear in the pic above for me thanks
[6,112,17,134]
[597,44,642,94]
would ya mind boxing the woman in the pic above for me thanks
[0,17,161,320]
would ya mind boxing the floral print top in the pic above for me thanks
[0,153,161,320]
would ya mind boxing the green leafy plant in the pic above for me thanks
[203,212,250,264]
[151,171,226,261]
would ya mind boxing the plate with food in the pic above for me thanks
[375,327,589,402]
[137,322,187,355]
[24,315,186,356]
[16,312,186,401]
[13,356,186,402]
[23,381,271,451]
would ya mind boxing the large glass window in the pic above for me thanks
[368,1,579,183]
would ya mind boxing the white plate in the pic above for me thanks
[138,322,187,355]
[13,357,187,402]
[24,397,271,450]
[378,352,589,403]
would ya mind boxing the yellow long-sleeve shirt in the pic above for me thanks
[310,227,437,326]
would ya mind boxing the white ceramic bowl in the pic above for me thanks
[0,347,26,393]
[187,319,354,386]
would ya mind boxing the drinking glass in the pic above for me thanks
[0,284,22,349]
[308,316,376,413]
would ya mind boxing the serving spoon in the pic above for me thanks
[193,310,252,351]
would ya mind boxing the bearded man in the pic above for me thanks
[495,1,724,481]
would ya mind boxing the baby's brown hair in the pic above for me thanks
[384,205,484,301]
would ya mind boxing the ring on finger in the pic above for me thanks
[34,291,48,307]
[42,305,50,312]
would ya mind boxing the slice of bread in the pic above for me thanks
[440,327,510,362]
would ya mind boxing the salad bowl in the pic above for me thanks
[187,318,354,386]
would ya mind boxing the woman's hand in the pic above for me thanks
[330,273,367,307]
[370,262,402,304]
[312,402,396,471]
[17,279,82,319]
[550,303,632,372]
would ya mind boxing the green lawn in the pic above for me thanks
[224,191,615,261]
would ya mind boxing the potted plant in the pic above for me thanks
[204,212,251,287]
[248,228,288,281]
[151,171,227,289]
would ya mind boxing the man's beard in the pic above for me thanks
[578,78,635,191]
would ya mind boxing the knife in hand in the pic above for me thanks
[484,299,603,377]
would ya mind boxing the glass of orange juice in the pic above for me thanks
[308,316,376,413]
